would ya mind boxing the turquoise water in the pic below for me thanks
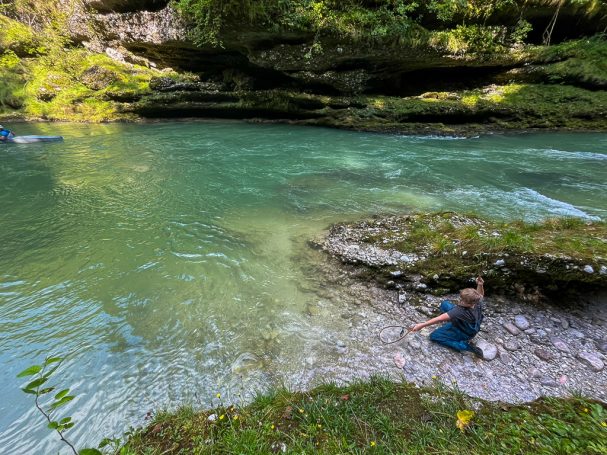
[1,122,606,452]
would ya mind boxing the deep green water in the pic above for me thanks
[1,122,606,452]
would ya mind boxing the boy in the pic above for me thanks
[395,277,485,366]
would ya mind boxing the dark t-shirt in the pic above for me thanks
[447,303,483,335]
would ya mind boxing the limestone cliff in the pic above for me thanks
[2,1,607,131]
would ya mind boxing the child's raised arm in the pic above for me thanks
[476,276,484,297]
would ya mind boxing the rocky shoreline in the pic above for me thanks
[308,213,607,403]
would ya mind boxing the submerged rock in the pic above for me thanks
[231,352,262,374]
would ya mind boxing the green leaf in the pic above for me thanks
[50,395,75,409]
[79,449,103,455]
[21,388,38,395]
[44,357,63,366]
[59,417,72,424]
[54,389,70,400]
[24,377,48,390]
[17,365,42,378]
[47,421,59,430]
[63,422,75,429]
[39,387,55,395]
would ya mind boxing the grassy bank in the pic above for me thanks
[325,213,607,296]
[122,377,607,454]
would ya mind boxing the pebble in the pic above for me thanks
[514,315,530,331]
[417,306,434,317]
[583,265,594,274]
[577,352,605,372]
[600,265,607,275]
[390,270,403,277]
[540,378,559,388]
[561,319,570,329]
[398,292,406,305]
[503,322,521,336]
[207,414,217,422]
[495,259,505,266]
[476,340,497,361]
[568,329,585,339]
[534,347,554,361]
[504,340,520,351]
[529,368,542,378]
[525,328,535,334]
[499,351,512,364]
[598,341,607,353]
[550,337,570,353]
[408,339,422,350]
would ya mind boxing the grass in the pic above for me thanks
[355,213,607,294]
[121,377,607,454]
[371,214,607,261]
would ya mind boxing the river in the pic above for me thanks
[1,122,606,453]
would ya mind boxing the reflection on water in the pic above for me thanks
[0,122,606,452]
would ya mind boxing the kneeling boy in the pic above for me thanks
[410,277,485,357]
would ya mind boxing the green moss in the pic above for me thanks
[122,377,607,454]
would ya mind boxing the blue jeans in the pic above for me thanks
[429,301,477,352]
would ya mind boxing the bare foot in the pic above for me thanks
[393,353,406,369]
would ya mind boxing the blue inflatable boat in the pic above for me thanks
[6,135,64,143]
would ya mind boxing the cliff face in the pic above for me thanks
[3,1,607,131]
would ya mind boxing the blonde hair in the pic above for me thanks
[459,288,483,307]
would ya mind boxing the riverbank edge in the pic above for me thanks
[3,115,607,138]
[120,376,607,454]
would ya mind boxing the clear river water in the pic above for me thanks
[1,122,606,453]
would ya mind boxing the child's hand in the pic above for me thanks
[476,276,484,286]
[410,323,425,332]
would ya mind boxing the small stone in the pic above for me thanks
[525,328,536,334]
[561,319,569,329]
[398,292,406,305]
[600,265,607,275]
[475,340,497,361]
[568,329,585,339]
[503,322,521,336]
[598,341,607,353]
[534,347,554,361]
[390,270,403,277]
[559,375,568,385]
[577,352,604,371]
[583,265,594,274]
[505,340,520,351]
[495,259,505,267]
[432,274,439,280]
[529,368,542,378]
[416,283,427,290]
[540,378,559,388]
[417,306,434,317]
[514,315,530,331]
[550,337,570,353]
[499,351,512,364]
[207,414,217,422]
[408,339,422,350]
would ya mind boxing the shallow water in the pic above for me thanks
[1,122,606,452]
